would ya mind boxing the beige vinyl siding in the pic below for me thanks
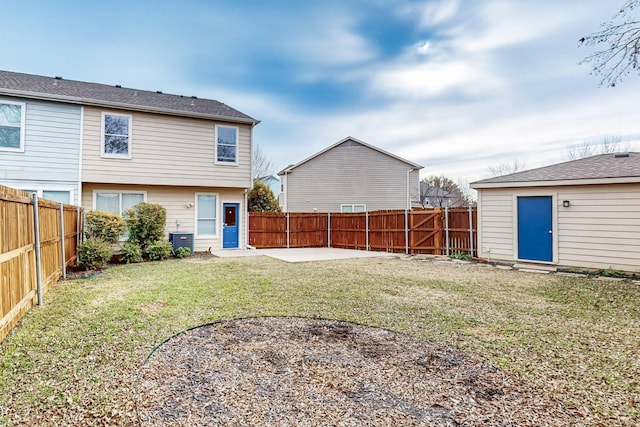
[476,189,515,260]
[477,184,640,272]
[82,107,252,188]
[284,143,420,212]
[556,184,640,272]
[82,183,246,251]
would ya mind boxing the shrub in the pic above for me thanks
[120,241,143,264]
[77,238,113,270]
[125,202,167,250]
[147,240,173,261]
[173,246,192,259]
[450,251,472,261]
[85,210,126,243]
[248,180,280,212]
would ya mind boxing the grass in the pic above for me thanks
[0,256,638,426]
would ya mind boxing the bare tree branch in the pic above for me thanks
[580,1,640,86]
[252,143,276,180]
[486,159,525,177]
[566,135,632,160]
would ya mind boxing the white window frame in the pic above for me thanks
[6,185,74,205]
[341,204,366,213]
[214,124,239,165]
[0,99,26,153]
[92,190,147,215]
[195,192,219,238]
[101,112,132,159]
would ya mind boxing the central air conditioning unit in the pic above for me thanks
[169,232,194,254]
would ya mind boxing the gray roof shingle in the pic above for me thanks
[0,70,257,124]
[471,152,640,187]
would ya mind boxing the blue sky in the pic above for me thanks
[3,0,640,183]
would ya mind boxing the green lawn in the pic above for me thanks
[0,256,638,426]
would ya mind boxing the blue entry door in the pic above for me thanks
[517,196,553,262]
[222,203,239,249]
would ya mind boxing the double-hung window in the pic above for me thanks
[215,125,238,164]
[95,191,145,215]
[196,194,217,237]
[102,113,132,158]
[0,100,26,152]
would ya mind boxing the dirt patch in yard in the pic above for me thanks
[136,317,579,426]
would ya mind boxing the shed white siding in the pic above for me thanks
[81,107,252,189]
[0,97,81,204]
[82,183,246,251]
[477,184,640,272]
[282,142,420,212]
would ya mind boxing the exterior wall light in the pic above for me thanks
[562,200,570,207]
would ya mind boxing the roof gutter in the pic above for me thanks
[471,176,640,189]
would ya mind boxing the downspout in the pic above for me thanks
[246,121,256,249]
[77,106,84,207]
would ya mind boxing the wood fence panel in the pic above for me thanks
[248,212,287,248]
[368,210,407,253]
[446,208,477,254]
[249,208,476,255]
[330,213,366,250]
[0,185,82,342]
[290,213,328,248]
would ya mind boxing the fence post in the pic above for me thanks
[59,203,66,279]
[32,193,43,306]
[468,205,474,257]
[327,212,331,248]
[365,211,369,251]
[286,212,290,249]
[445,206,450,257]
[405,209,409,255]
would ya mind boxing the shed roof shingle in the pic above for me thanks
[471,152,640,188]
[0,70,257,124]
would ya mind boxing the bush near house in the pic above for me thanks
[125,202,167,251]
[76,238,113,270]
[84,210,126,243]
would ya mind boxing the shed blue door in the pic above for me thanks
[517,196,553,262]
[222,203,239,249]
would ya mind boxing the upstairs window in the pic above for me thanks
[215,125,238,164]
[102,113,132,158]
[0,100,26,152]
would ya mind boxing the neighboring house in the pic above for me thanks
[256,174,281,199]
[420,183,457,208]
[0,70,259,251]
[470,152,640,272]
[278,137,423,212]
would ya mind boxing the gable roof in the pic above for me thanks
[278,136,423,174]
[0,70,258,124]
[471,152,640,189]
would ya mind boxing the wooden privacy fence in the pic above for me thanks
[249,208,477,255]
[0,185,83,342]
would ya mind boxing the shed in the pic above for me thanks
[470,152,640,272]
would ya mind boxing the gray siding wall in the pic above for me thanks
[477,184,640,272]
[283,143,420,212]
[82,107,252,189]
[0,97,81,203]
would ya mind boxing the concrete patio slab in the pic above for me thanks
[211,247,398,263]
